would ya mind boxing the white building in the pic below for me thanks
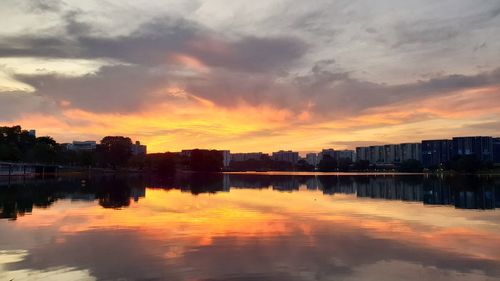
[66,141,97,151]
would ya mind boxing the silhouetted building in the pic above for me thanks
[131,141,147,156]
[181,149,230,167]
[28,130,36,137]
[369,146,385,164]
[318,149,335,162]
[384,144,401,164]
[356,147,370,162]
[421,139,452,168]
[230,152,264,162]
[400,143,421,162]
[221,150,231,167]
[452,136,493,161]
[272,150,299,163]
[305,153,318,166]
[334,150,356,162]
[493,138,500,164]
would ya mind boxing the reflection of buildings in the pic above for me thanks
[225,175,500,210]
[2,175,500,220]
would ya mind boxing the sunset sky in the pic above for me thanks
[1,0,500,153]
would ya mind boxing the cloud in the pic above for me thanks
[0,91,58,121]
[1,0,500,150]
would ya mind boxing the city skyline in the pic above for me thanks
[1,1,500,153]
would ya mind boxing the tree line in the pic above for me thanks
[0,125,224,174]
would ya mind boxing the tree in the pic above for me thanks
[25,137,59,163]
[337,157,353,171]
[99,136,133,168]
[353,160,370,171]
[448,156,486,173]
[398,159,423,173]
[189,149,223,172]
[296,159,314,171]
[144,153,177,176]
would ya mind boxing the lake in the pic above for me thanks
[1,173,500,281]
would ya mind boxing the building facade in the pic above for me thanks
[272,150,299,163]
[452,136,493,161]
[66,141,97,151]
[421,139,452,168]
[318,149,335,162]
[131,141,147,156]
[334,150,356,162]
[494,138,500,164]
[230,152,264,163]
[356,147,370,162]
[400,143,421,162]
[305,153,318,166]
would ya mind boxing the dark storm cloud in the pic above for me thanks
[392,2,500,48]
[1,4,499,119]
[14,64,173,113]
[0,36,78,58]
[0,16,308,73]
[183,61,500,118]
[26,0,63,13]
[0,92,57,120]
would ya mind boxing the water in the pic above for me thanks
[1,173,500,281]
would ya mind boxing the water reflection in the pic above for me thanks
[0,174,500,280]
[1,174,499,220]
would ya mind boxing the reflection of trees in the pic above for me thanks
[1,175,499,219]
[0,179,81,220]
[0,176,147,219]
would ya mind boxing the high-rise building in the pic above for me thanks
[272,150,299,163]
[400,143,421,161]
[421,139,452,168]
[131,141,147,156]
[318,149,335,162]
[305,153,318,166]
[230,152,264,163]
[493,138,500,164]
[383,144,401,164]
[369,146,385,164]
[356,147,370,162]
[334,150,356,162]
[452,136,493,161]
[221,150,231,167]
